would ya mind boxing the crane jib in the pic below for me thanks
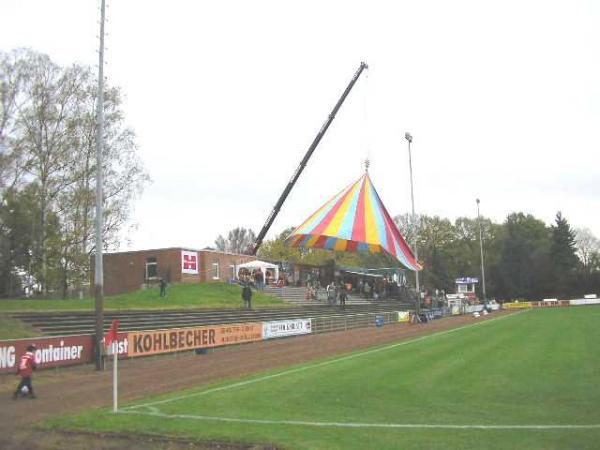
[251,62,369,255]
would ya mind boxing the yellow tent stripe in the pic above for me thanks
[322,180,361,237]
[333,239,347,251]
[293,183,351,235]
[364,179,379,244]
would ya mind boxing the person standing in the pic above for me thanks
[13,344,37,400]
[338,284,347,310]
[159,278,167,297]
[326,281,336,306]
[241,283,253,310]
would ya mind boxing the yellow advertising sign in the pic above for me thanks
[397,311,410,323]
[503,302,533,309]
[128,323,263,357]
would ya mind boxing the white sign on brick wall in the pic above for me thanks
[181,250,199,274]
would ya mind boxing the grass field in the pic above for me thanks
[45,307,600,449]
[0,282,285,313]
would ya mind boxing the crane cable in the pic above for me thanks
[362,65,371,170]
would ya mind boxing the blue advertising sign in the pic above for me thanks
[455,277,479,284]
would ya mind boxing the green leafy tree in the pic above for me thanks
[257,227,303,262]
[493,213,552,300]
[417,216,454,293]
[0,48,148,297]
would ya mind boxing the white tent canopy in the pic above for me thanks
[236,260,279,283]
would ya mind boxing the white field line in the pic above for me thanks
[117,409,600,430]
[124,311,524,411]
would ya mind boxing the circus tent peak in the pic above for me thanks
[285,172,421,272]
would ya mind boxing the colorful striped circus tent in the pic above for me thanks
[285,172,422,271]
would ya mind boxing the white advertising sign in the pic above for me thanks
[263,319,312,339]
[181,250,199,275]
[570,298,600,306]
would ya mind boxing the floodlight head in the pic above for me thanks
[405,132,412,143]
[476,198,480,204]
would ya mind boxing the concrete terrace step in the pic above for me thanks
[263,286,375,305]
[11,303,409,337]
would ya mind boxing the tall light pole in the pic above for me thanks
[405,132,420,315]
[476,198,487,303]
[94,0,106,370]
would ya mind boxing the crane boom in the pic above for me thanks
[251,62,369,255]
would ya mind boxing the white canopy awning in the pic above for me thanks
[236,260,279,282]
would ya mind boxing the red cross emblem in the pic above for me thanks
[183,254,197,270]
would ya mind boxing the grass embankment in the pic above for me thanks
[0,282,284,313]
[45,306,600,450]
[0,313,40,340]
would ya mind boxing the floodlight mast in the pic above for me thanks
[250,62,369,255]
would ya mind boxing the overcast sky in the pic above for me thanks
[2,0,599,251]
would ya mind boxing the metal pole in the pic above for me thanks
[405,132,420,315]
[94,0,106,371]
[476,198,487,303]
[113,344,118,412]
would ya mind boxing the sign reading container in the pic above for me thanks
[0,335,94,374]
[263,319,312,339]
[128,323,263,357]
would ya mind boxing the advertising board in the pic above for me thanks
[181,250,199,275]
[127,322,263,357]
[0,335,94,374]
[503,302,533,309]
[397,311,410,323]
[105,332,129,358]
[262,319,312,339]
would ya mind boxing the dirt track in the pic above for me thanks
[0,312,507,449]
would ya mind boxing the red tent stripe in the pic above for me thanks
[346,240,359,252]
[351,177,367,242]
[313,235,329,248]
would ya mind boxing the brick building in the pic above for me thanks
[92,248,256,296]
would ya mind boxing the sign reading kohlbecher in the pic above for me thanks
[128,323,263,357]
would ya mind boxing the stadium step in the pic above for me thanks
[12,303,408,336]
[263,286,373,306]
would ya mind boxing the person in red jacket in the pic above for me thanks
[13,344,37,400]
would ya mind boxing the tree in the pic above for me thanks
[412,216,451,292]
[493,213,552,300]
[215,227,257,254]
[550,212,579,297]
[393,212,419,249]
[573,228,600,295]
[0,49,148,297]
[257,227,303,263]
[574,228,599,272]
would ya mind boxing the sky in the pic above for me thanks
[1,0,599,251]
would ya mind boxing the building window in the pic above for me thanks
[146,257,158,280]
[230,264,236,280]
[212,261,220,280]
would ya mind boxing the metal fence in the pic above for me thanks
[310,308,452,334]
